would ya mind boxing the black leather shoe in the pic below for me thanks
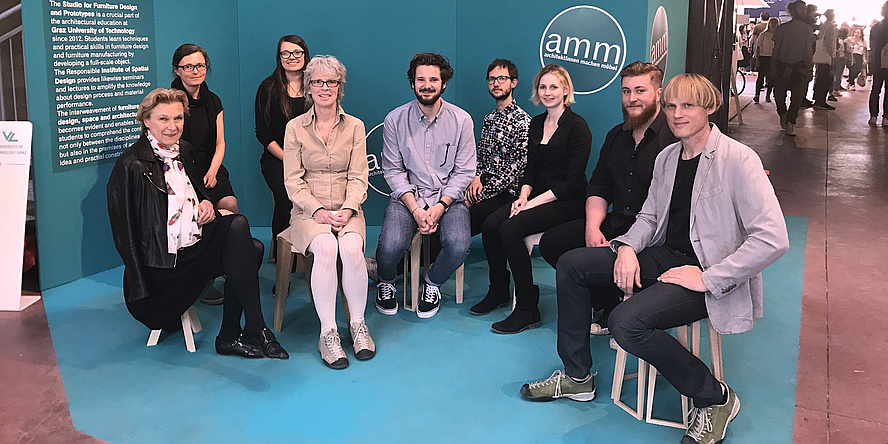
[215,335,263,358]
[491,309,541,334]
[470,290,510,315]
[245,327,289,360]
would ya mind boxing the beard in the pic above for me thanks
[415,87,444,106]
[622,102,658,129]
[489,86,512,101]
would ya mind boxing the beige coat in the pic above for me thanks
[282,107,368,253]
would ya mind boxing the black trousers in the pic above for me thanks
[813,63,834,104]
[482,200,583,310]
[260,153,292,239]
[538,212,631,269]
[755,56,773,97]
[556,245,723,408]
[773,60,808,125]
[126,214,267,341]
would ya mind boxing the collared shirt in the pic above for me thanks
[476,100,530,200]
[382,99,477,208]
[587,111,677,231]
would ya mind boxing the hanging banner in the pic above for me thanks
[44,0,156,172]
[0,121,40,311]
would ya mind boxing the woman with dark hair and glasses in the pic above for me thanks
[107,88,288,360]
[170,44,237,216]
[255,35,311,250]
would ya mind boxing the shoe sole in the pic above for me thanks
[416,305,439,319]
[469,301,509,316]
[520,385,596,402]
[322,357,349,369]
[354,348,376,361]
[589,323,610,335]
[491,320,541,334]
[376,302,398,316]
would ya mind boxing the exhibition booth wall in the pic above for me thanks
[23,0,687,290]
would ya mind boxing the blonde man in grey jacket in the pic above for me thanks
[520,74,789,444]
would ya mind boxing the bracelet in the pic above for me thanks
[437,199,450,211]
[411,206,422,214]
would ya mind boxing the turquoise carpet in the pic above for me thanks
[43,216,806,443]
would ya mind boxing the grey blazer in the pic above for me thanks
[613,124,790,334]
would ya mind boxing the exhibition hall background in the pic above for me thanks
[22,0,688,290]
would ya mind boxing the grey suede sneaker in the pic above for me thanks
[318,328,349,370]
[349,321,376,361]
[519,370,596,402]
[681,383,741,444]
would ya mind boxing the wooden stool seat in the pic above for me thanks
[147,305,202,353]
[611,320,723,428]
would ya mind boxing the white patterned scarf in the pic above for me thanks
[147,133,202,253]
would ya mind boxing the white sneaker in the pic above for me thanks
[318,328,349,369]
[349,321,376,361]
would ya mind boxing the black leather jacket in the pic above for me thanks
[107,134,210,302]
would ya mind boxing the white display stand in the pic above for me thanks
[0,121,40,311]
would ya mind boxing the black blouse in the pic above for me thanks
[170,77,223,169]
[520,106,592,208]
[254,77,307,160]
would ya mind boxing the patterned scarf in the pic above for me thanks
[147,132,202,253]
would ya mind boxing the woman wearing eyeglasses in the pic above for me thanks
[170,44,237,216]
[255,35,310,249]
[282,55,372,370]
[480,64,591,334]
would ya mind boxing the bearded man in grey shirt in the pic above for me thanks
[374,52,476,319]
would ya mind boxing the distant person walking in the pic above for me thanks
[869,1,888,126]
[772,0,816,136]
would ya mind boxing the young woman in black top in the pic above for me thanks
[170,44,237,215]
[255,35,311,243]
[477,64,592,334]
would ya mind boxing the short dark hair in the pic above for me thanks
[407,53,454,85]
[487,58,518,80]
[172,43,210,77]
[620,61,664,87]
[760,12,770,20]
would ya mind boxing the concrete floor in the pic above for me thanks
[1,77,885,443]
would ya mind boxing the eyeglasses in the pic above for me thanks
[309,79,341,88]
[486,75,512,84]
[177,63,207,72]
[279,50,305,59]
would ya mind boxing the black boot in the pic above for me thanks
[470,287,510,315]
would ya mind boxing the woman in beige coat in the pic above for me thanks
[283,55,372,369]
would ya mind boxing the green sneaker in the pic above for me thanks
[681,383,741,444]
[520,370,596,402]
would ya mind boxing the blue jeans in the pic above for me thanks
[375,198,470,287]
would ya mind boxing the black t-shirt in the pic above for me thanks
[665,152,701,261]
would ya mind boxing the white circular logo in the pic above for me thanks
[540,5,627,94]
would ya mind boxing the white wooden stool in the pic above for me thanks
[403,231,464,311]
[147,305,202,353]
[611,319,723,428]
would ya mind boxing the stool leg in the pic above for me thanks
[186,305,202,333]
[708,321,724,381]
[407,232,421,311]
[455,264,464,304]
[274,235,294,332]
[181,309,196,353]
[147,329,161,347]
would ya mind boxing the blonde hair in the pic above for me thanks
[661,73,723,111]
[530,64,575,107]
[136,88,189,131]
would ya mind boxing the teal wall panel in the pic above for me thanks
[25,0,687,289]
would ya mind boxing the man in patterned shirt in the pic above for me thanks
[466,59,532,316]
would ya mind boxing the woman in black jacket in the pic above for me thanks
[107,88,287,360]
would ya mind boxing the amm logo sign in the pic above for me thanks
[540,5,627,94]
[650,6,669,73]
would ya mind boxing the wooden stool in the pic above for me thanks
[147,306,202,353]
[403,231,465,311]
[273,234,351,332]
[611,320,723,428]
